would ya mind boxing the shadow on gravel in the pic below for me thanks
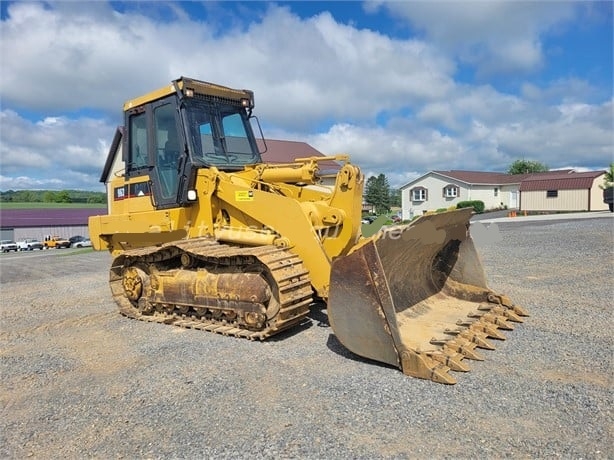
[266,317,314,341]
[300,301,398,371]
[325,333,397,371]
[308,301,329,328]
[264,303,327,342]
[265,301,331,342]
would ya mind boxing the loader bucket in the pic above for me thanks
[327,208,528,384]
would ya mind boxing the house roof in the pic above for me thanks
[520,170,605,191]
[0,208,107,228]
[433,170,516,185]
[402,168,580,189]
[433,169,577,185]
[257,139,341,172]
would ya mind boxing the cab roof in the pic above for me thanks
[123,76,254,111]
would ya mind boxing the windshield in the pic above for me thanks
[183,99,261,168]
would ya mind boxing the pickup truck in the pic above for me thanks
[17,238,44,251]
[43,236,71,249]
[604,186,613,212]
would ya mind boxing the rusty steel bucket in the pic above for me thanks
[327,208,528,384]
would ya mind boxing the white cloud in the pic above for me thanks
[0,110,112,191]
[370,0,577,75]
[0,3,454,128]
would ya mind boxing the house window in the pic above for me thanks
[412,187,427,202]
[443,185,459,198]
[546,190,558,198]
[494,188,499,197]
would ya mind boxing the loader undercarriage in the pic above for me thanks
[110,238,313,339]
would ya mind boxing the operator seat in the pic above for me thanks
[164,129,180,165]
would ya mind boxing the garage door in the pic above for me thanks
[1,228,15,240]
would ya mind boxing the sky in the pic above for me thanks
[0,1,612,192]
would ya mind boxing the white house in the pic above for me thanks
[400,170,522,220]
[400,169,606,219]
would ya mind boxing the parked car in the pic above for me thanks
[0,240,19,252]
[361,215,377,224]
[72,239,92,248]
[69,235,86,244]
[17,238,44,251]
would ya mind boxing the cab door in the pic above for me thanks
[150,99,184,208]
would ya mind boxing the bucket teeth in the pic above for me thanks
[488,293,530,317]
[502,308,524,323]
[469,312,514,330]
[441,337,485,361]
[438,331,484,361]
[489,313,514,330]
[447,328,495,350]
[460,329,495,350]
[400,350,457,384]
[511,304,530,317]
[456,319,507,340]
[487,305,524,323]
[469,321,507,340]
[428,351,470,372]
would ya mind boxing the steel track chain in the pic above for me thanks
[109,238,314,340]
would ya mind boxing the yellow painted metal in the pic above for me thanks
[90,158,364,297]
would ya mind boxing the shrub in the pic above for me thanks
[457,200,485,213]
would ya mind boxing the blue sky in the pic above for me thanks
[0,1,612,191]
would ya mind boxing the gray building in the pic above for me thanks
[0,208,106,241]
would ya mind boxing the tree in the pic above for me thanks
[56,190,71,203]
[87,194,106,204]
[601,162,614,189]
[389,188,401,208]
[43,191,57,202]
[507,159,549,175]
[364,173,391,214]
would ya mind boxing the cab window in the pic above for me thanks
[128,112,148,172]
[153,103,180,200]
[222,112,251,154]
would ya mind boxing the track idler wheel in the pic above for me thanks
[122,266,153,314]
[244,311,266,329]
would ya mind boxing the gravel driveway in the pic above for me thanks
[1,216,612,459]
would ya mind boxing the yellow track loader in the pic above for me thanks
[89,76,527,384]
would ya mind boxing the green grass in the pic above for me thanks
[361,215,389,237]
[0,202,106,209]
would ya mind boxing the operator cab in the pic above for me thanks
[122,77,263,209]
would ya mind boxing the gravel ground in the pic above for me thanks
[1,216,612,459]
